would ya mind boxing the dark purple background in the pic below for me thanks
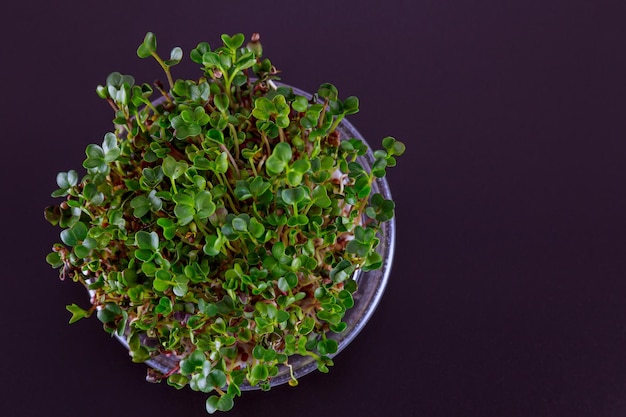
[3,1,626,416]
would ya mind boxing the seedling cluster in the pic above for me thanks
[45,32,404,413]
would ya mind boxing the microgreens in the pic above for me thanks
[45,32,404,414]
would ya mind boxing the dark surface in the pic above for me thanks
[2,1,626,416]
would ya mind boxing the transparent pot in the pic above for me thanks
[111,83,396,389]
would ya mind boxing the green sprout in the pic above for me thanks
[45,32,405,414]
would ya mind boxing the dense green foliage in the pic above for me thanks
[45,32,404,413]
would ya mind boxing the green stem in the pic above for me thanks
[247,233,259,246]
[329,113,345,133]
[219,144,241,179]
[248,157,258,176]
[224,240,238,253]
[223,64,243,107]
[305,350,320,360]
[222,72,234,104]
[318,99,329,128]
[151,52,174,89]
[220,174,235,195]
[220,176,239,214]
[133,110,147,133]
[144,99,158,113]
[251,201,263,222]
[80,207,96,221]
[257,154,267,174]
[302,201,314,217]
[113,161,126,178]
[194,216,211,239]
[228,123,240,160]
[260,132,271,155]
